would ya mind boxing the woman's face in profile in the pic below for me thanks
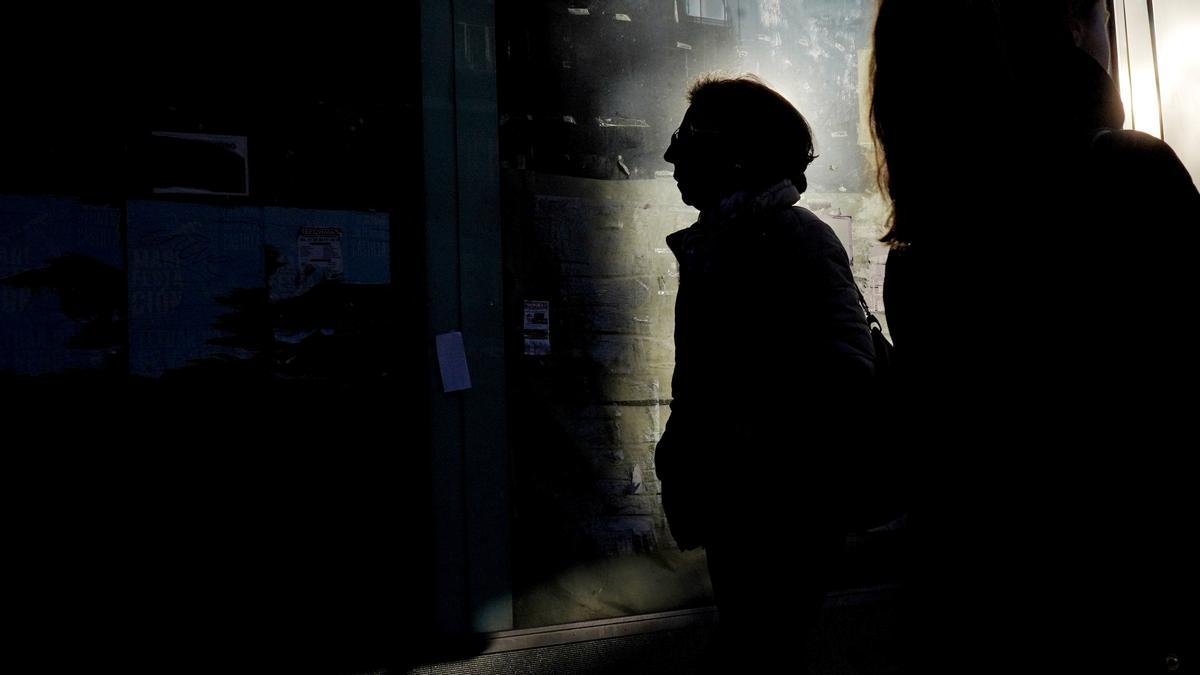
[663,105,732,210]
[1074,0,1112,73]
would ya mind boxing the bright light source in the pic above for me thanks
[1114,0,1163,138]
[1154,1,1200,182]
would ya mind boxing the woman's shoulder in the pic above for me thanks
[1091,129,1198,203]
[1094,128,1175,155]
[758,205,845,254]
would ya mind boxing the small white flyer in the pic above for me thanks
[436,331,472,392]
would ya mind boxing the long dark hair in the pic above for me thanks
[870,0,1115,246]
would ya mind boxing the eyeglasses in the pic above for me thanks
[670,124,722,145]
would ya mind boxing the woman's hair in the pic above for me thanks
[870,0,1112,245]
[686,73,817,193]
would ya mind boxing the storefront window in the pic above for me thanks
[498,0,890,629]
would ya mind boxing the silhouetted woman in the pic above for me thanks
[655,75,874,673]
[870,1,1198,672]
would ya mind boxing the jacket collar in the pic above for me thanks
[699,179,801,227]
[667,179,801,257]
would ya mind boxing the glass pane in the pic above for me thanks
[498,0,890,629]
[685,0,729,22]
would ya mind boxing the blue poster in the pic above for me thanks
[127,201,265,377]
[0,196,122,374]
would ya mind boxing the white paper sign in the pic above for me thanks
[436,331,472,392]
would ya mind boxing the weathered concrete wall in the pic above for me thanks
[503,169,894,628]
[505,171,710,627]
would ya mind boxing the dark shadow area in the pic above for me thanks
[0,8,442,674]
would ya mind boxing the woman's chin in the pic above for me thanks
[676,185,708,209]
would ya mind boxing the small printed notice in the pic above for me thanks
[299,226,344,275]
[523,300,551,356]
[866,245,889,313]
